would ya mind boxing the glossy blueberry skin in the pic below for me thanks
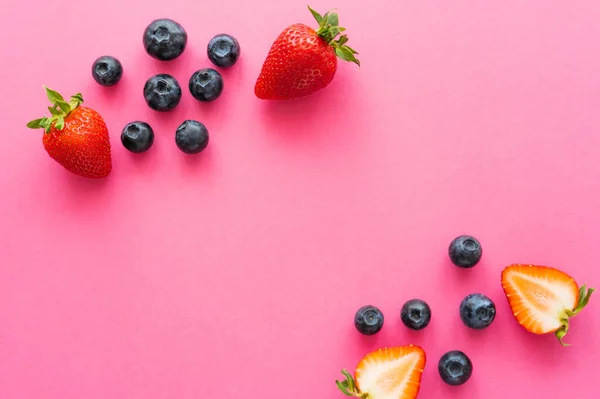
[91,56,123,86]
[189,68,224,102]
[175,120,209,154]
[449,235,482,268]
[438,351,473,386]
[143,74,182,112]
[354,305,384,335]
[459,293,496,329]
[121,122,154,153]
[143,19,187,61]
[207,34,240,68]
[400,299,431,330]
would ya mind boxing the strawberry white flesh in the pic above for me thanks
[356,347,424,399]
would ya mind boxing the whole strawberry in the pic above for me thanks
[27,87,112,178]
[254,6,359,100]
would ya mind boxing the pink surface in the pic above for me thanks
[1,1,600,398]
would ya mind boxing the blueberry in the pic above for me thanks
[438,350,473,386]
[459,293,496,329]
[175,120,209,154]
[189,68,224,102]
[354,305,384,335]
[449,235,482,268]
[91,56,123,86]
[207,34,240,68]
[400,299,431,330]
[143,74,182,112]
[121,122,154,153]
[143,19,187,61]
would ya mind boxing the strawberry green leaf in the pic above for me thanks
[578,285,586,302]
[26,118,44,129]
[308,6,323,24]
[321,11,331,28]
[48,106,61,116]
[327,12,339,26]
[69,94,84,111]
[70,93,84,102]
[575,286,594,311]
[336,35,349,46]
[345,45,359,54]
[57,101,71,113]
[55,116,65,130]
[341,369,355,391]
[328,26,345,40]
[44,86,65,104]
[336,369,366,398]
[335,47,349,60]
[336,380,352,396]
[335,47,360,66]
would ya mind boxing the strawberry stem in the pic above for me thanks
[27,86,84,133]
[555,320,571,347]
[308,6,360,66]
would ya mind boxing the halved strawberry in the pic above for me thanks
[501,264,594,346]
[336,346,426,399]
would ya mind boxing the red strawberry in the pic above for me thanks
[27,87,112,178]
[501,264,594,346]
[254,6,359,100]
[336,346,426,399]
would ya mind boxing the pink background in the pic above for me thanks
[1,0,600,398]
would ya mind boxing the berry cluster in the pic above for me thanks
[91,19,240,155]
[353,235,489,386]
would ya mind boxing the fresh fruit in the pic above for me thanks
[354,305,384,335]
[438,351,472,386]
[91,56,123,86]
[26,87,111,178]
[459,293,496,329]
[121,121,154,153]
[254,6,359,100]
[207,34,240,68]
[501,264,594,345]
[143,19,187,61]
[175,120,209,154]
[401,299,432,330]
[336,345,426,399]
[144,74,182,112]
[189,68,224,102]
[449,235,482,268]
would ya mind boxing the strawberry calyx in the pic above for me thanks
[308,6,360,66]
[555,285,595,346]
[336,369,368,399]
[27,86,84,133]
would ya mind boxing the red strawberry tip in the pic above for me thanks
[308,6,360,66]
[555,285,595,346]
[335,369,368,399]
[27,86,84,133]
